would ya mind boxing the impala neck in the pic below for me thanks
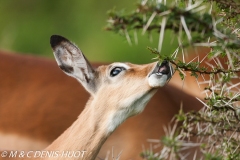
[45,97,112,160]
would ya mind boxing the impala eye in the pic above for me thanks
[110,67,125,77]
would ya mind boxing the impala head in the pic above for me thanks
[50,35,173,132]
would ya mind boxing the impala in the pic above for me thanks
[2,35,173,160]
[44,35,174,159]
[0,36,204,159]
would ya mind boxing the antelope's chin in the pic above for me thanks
[148,74,169,88]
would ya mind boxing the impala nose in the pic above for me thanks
[158,61,169,74]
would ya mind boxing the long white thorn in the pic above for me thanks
[170,121,178,138]
[216,57,224,69]
[182,48,185,63]
[141,0,148,6]
[158,10,171,17]
[220,83,225,97]
[158,17,167,52]
[196,78,201,89]
[187,56,199,65]
[115,150,123,160]
[178,67,187,77]
[105,150,110,160]
[180,16,192,42]
[186,0,203,11]
[124,29,132,46]
[193,43,217,47]
[188,0,192,7]
[196,97,210,109]
[200,53,209,63]
[192,5,206,13]
[227,82,240,91]
[226,49,234,70]
[209,51,221,60]
[142,11,157,35]
[209,2,213,14]
[171,47,179,58]
[147,139,161,143]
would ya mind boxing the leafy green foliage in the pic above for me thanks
[106,0,240,159]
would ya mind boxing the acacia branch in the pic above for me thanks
[148,47,240,75]
[170,60,240,75]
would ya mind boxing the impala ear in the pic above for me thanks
[50,35,96,93]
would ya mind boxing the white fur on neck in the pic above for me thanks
[106,90,157,134]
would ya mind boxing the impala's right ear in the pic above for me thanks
[50,35,96,93]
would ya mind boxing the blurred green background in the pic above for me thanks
[0,0,177,63]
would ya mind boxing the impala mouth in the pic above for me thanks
[147,60,173,87]
[150,60,173,79]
